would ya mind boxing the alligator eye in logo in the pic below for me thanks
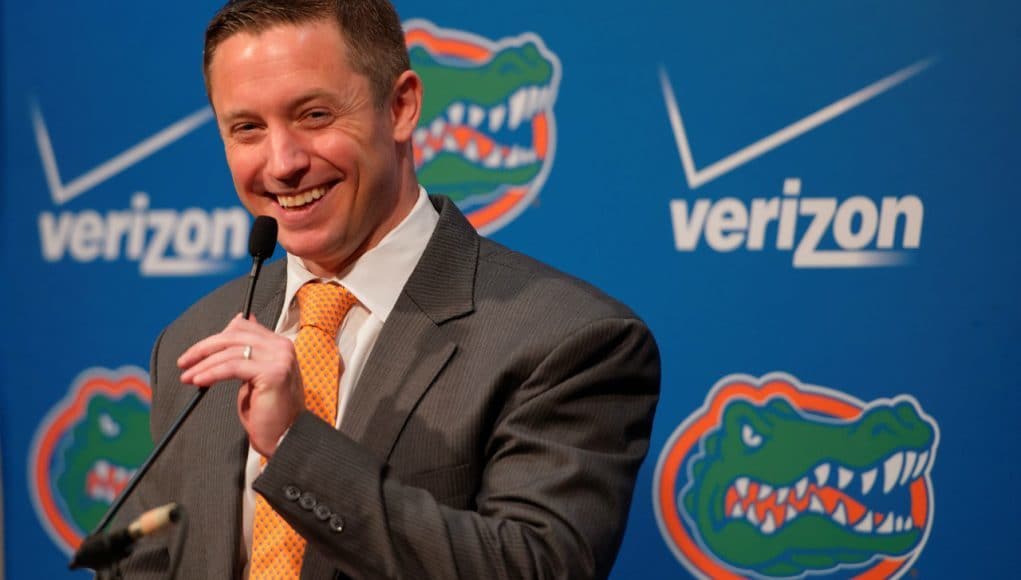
[654,373,939,579]
[405,20,561,234]
[29,366,153,553]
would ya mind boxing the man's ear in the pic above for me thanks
[390,70,423,143]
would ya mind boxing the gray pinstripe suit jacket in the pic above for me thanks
[120,196,660,579]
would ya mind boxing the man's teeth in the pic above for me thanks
[277,186,328,208]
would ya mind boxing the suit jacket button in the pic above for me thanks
[299,492,318,511]
[329,514,345,533]
[284,486,301,501]
[314,504,332,521]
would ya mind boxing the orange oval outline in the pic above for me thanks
[404,21,558,234]
[654,374,933,579]
[31,369,151,552]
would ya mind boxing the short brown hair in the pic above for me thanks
[203,0,410,106]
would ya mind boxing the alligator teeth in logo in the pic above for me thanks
[405,20,561,234]
[654,373,939,579]
[29,366,153,553]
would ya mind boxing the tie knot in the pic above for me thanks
[296,282,356,337]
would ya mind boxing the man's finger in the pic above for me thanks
[185,357,256,387]
[177,328,274,368]
[180,345,251,384]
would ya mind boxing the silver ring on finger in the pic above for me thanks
[242,344,253,360]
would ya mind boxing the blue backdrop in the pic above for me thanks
[2,1,1019,578]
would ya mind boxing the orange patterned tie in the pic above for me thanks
[250,282,357,579]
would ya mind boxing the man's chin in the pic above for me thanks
[277,235,355,274]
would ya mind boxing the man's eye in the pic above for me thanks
[303,110,333,124]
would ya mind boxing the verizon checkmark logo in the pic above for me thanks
[32,102,214,206]
[660,58,934,190]
[662,59,933,268]
[31,102,250,276]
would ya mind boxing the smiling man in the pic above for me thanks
[120,1,659,578]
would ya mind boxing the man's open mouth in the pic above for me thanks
[275,182,336,209]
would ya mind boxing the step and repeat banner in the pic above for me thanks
[2,1,1018,578]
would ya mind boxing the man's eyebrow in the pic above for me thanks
[219,90,343,126]
[219,109,259,126]
[289,89,339,108]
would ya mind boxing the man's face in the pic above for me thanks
[208,20,409,276]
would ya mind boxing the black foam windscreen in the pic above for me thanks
[248,216,278,260]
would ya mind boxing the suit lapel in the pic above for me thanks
[340,311,458,459]
[302,199,478,577]
[341,196,478,461]
[252,260,288,333]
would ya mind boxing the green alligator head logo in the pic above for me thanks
[30,367,153,553]
[655,373,939,579]
[405,20,560,233]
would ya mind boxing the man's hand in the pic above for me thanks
[178,314,304,458]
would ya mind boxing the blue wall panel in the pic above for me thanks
[3,1,1018,577]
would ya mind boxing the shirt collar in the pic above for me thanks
[278,187,439,330]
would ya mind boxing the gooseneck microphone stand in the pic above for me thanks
[69,216,278,577]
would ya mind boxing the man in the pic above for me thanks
[120,0,659,578]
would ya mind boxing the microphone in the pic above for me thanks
[71,217,278,571]
[70,503,180,570]
[243,216,278,317]
[249,215,279,259]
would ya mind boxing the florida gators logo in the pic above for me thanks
[29,366,153,554]
[654,373,939,579]
[405,20,561,234]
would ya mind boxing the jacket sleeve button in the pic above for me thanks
[328,514,345,533]
[284,486,301,501]
[314,504,332,521]
[299,492,318,511]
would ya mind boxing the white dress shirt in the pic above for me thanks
[241,188,439,571]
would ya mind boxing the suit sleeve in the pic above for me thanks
[253,317,660,580]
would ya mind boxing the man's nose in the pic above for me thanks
[266,128,311,184]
